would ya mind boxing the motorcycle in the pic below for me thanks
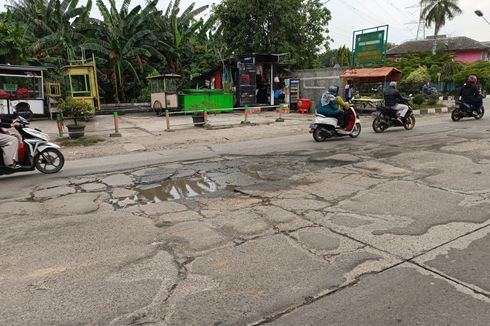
[0,116,64,175]
[451,101,484,121]
[310,107,361,142]
[372,104,415,133]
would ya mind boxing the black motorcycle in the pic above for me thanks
[372,104,415,133]
[451,101,484,121]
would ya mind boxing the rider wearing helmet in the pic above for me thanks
[317,85,350,127]
[383,81,409,120]
[457,75,482,113]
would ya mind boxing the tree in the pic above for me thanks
[336,45,351,67]
[399,66,431,94]
[453,61,490,93]
[0,13,32,64]
[6,0,92,65]
[420,0,462,54]
[155,0,212,78]
[213,0,331,69]
[84,0,163,103]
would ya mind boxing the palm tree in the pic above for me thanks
[83,0,163,103]
[420,0,462,54]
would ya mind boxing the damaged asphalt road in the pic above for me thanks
[2,116,490,325]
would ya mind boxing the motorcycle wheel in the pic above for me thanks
[34,148,65,174]
[372,117,386,133]
[451,109,462,121]
[475,107,485,120]
[404,114,415,130]
[349,122,361,138]
[312,128,327,142]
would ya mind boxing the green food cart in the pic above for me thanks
[178,89,234,114]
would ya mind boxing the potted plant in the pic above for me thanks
[58,98,96,138]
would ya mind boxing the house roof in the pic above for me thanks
[387,36,489,55]
[341,67,402,82]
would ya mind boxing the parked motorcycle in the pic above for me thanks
[451,101,484,121]
[372,104,415,133]
[310,107,361,142]
[0,116,64,175]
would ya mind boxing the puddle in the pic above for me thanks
[136,176,218,202]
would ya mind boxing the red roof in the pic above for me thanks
[341,67,402,82]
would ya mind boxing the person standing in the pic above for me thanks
[344,79,353,102]
[0,117,21,168]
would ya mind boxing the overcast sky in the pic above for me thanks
[1,0,490,49]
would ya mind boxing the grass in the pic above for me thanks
[57,136,105,147]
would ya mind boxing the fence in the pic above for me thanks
[54,104,311,138]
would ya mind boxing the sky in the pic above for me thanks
[1,0,490,49]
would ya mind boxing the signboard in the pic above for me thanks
[238,59,257,106]
[352,26,388,65]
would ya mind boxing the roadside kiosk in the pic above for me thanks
[0,64,48,117]
[147,74,181,115]
[61,54,101,111]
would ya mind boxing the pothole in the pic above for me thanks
[136,176,218,202]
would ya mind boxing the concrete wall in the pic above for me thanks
[294,68,344,110]
[454,50,488,63]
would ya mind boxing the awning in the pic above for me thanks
[341,67,402,82]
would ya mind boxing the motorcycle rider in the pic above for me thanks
[0,117,21,168]
[457,75,482,114]
[383,81,409,120]
[317,85,350,127]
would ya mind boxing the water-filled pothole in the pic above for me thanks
[136,176,218,203]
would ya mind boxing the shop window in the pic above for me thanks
[70,75,91,97]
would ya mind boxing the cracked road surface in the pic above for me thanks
[2,115,490,325]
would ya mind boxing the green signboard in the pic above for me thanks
[353,28,387,65]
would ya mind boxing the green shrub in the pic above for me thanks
[58,98,95,126]
[412,94,424,107]
[425,92,439,105]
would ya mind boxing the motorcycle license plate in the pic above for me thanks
[372,112,381,118]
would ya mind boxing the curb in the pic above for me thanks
[412,107,451,115]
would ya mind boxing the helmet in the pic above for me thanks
[389,81,397,88]
[328,85,339,95]
[467,75,477,84]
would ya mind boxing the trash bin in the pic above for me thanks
[297,98,311,114]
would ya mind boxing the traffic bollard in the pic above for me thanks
[276,104,285,122]
[56,113,64,137]
[164,109,174,132]
[241,105,251,125]
[110,111,122,137]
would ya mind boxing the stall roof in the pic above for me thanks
[0,64,47,72]
[341,67,402,81]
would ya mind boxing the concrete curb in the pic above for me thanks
[412,107,451,115]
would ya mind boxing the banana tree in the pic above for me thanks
[83,0,163,103]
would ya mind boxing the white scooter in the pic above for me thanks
[0,116,64,175]
[309,107,362,142]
